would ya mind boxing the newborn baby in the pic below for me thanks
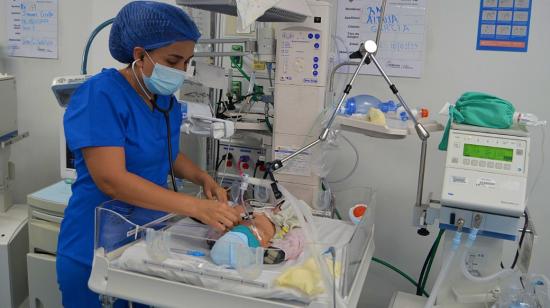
[210,202,305,268]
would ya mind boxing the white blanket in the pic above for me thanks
[116,217,355,303]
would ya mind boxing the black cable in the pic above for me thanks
[216,153,233,171]
[417,229,445,296]
[215,140,221,173]
[216,100,227,117]
[417,247,434,295]
[253,163,260,178]
[501,210,528,269]
[512,210,529,268]
[216,156,226,171]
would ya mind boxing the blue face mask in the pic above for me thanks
[141,51,186,96]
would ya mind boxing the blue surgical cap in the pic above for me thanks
[109,1,201,64]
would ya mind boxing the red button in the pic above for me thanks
[242,163,249,170]
[226,161,233,167]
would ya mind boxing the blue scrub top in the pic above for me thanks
[58,68,182,266]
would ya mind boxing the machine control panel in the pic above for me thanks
[446,130,528,176]
[275,1,330,88]
[277,29,325,86]
[441,128,530,218]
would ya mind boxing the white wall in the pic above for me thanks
[0,0,176,204]
[327,1,550,306]
[0,1,93,203]
[1,1,549,307]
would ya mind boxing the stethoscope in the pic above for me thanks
[131,60,178,193]
[152,97,178,193]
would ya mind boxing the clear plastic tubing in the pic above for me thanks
[424,231,463,308]
[460,229,514,283]
[514,112,547,127]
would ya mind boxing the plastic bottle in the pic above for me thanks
[514,112,547,127]
[387,106,430,121]
[339,94,382,116]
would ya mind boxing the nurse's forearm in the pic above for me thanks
[173,153,210,185]
[108,171,202,217]
[82,147,201,217]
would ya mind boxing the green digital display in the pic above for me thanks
[463,144,513,162]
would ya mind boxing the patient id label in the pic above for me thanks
[476,177,496,188]
[450,175,467,184]
[274,147,312,177]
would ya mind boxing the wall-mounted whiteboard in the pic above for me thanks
[6,0,58,59]
[336,0,427,78]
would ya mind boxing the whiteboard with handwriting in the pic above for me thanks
[6,0,58,59]
[336,0,426,78]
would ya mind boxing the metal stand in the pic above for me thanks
[263,49,370,199]
[99,295,115,308]
[264,42,430,225]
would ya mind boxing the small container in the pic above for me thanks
[387,107,429,121]
[349,204,368,225]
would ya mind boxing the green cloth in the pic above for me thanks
[439,92,515,150]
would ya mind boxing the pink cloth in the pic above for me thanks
[270,228,305,261]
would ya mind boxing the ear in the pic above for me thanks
[132,47,146,65]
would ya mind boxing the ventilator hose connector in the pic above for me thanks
[460,227,515,283]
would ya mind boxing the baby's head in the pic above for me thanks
[210,210,275,268]
[233,206,275,247]
[210,225,258,268]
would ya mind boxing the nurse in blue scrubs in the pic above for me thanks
[56,2,241,307]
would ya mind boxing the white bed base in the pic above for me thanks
[89,228,374,308]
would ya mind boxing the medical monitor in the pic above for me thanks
[60,122,76,181]
[51,75,90,107]
[52,75,85,180]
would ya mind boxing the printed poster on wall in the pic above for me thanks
[336,0,427,78]
[477,0,532,52]
[6,0,58,59]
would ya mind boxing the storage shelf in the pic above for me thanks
[336,116,444,139]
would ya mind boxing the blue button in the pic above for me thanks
[314,43,320,49]
[313,63,319,69]
[308,33,313,39]
[315,33,320,39]
[313,71,318,76]
[313,57,319,62]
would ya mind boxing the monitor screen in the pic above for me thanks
[463,144,513,162]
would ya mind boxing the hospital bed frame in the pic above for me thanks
[88,227,374,308]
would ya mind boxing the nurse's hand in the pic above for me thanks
[201,176,228,203]
[195,199,241,231]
